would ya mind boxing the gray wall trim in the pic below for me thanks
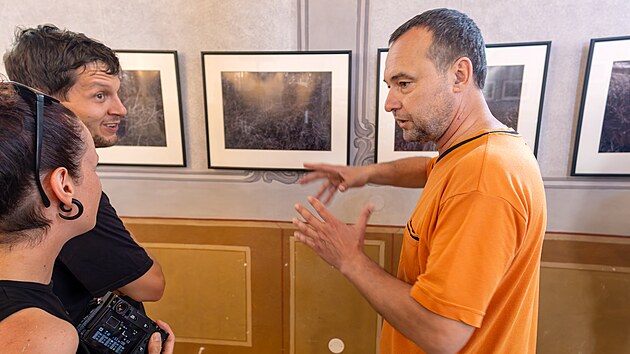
[352,0,375,166]
[297,0,309,50]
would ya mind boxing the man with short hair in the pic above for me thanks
[4,24,166,324]
[295,8,546,353]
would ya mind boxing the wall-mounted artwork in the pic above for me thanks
[98,50,185,166]
[375,42,550,163]
[572,36,630,176]
[202,51,351,170]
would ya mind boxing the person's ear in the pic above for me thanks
[48,167,75,207]
[451,57,473,92]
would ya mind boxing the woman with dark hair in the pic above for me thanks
[0,82,174,354]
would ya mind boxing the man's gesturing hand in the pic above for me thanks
[292,196,374,273]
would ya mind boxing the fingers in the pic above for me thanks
[292,200,330,248]
[147,320,175,354]
[313,180,332,200]
[299,163,350,206]
[300,163,346,185]
[320,183,339,205]
[293,203,325,231]
[292,215,318,249]
[292,228,317,248]
[298,171,328,185]
[307,196,336,224]
[303,163,339,174]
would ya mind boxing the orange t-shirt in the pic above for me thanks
[380,129,547,353]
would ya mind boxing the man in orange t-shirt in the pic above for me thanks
[294,8,546,353]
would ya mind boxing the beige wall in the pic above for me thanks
[1,0,628,235]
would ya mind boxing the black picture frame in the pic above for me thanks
[100,50,186,167]
[572,36,630,176]
[202,51,351,170]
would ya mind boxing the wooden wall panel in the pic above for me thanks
[124,219,287,354]
[542,233,630,271]
[538,233,630,353]
[144,244,251,345]
[538,268,630,353]
[290,239,385,354]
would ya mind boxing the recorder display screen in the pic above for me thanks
[85,314,144,354]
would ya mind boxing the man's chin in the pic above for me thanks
[403,133,432,146]
[93,135,118,148]
[402,131,422,143]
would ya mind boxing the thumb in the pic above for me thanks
[356,204,375,228]
[147,332,163,354]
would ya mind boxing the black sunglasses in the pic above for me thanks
[7,81,60,208]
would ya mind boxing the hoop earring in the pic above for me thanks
[59,198,84,221]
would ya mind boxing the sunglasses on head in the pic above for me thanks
[6,81,60,208]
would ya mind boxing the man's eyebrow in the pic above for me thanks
[384,72,415,84]
[84,82,111,90]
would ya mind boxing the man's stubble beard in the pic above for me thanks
[92,134,118,148]
[404,94,454,145]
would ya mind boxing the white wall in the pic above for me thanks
[1,0,629,236]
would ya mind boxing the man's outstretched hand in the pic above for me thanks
[299,163,371,204]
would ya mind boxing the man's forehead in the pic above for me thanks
[78,60,113,73]
[389,27,432,57]
[74,64,120,88]
[383,45,414,79]
[384,28,433,74]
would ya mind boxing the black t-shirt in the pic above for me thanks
[52,192,153,325]
[0,280,90,354]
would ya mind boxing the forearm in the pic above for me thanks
[367,157,430,188]
[340,255,473,353]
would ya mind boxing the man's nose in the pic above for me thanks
[384,89,401,113]
[110,94,127,117]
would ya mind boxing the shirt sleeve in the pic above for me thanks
[410,191,525,328]
[56,192,154,297]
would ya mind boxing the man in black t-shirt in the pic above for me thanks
[4,24,166,324]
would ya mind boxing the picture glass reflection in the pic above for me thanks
[485,65,524,131]
[599,60,630,153]
[221,71,332,151]
[117,70,167,147]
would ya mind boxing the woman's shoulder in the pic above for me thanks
[0,307,78,353]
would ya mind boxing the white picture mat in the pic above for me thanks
[574,38,630,175]
[376,44,548,163]
[97,52,184,166]
[203,53,349,169]
[486,44,547,150]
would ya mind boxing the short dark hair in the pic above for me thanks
[0,82,86,246]
[3,24,121,99]
[389,8,487,89]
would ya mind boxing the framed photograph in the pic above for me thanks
[98,50,186,166]
[375,42,550,163]
[202,51,351,170]
[572,36,630,176]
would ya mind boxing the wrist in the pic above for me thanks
[339,252,373,280]
[363,164,378,185]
